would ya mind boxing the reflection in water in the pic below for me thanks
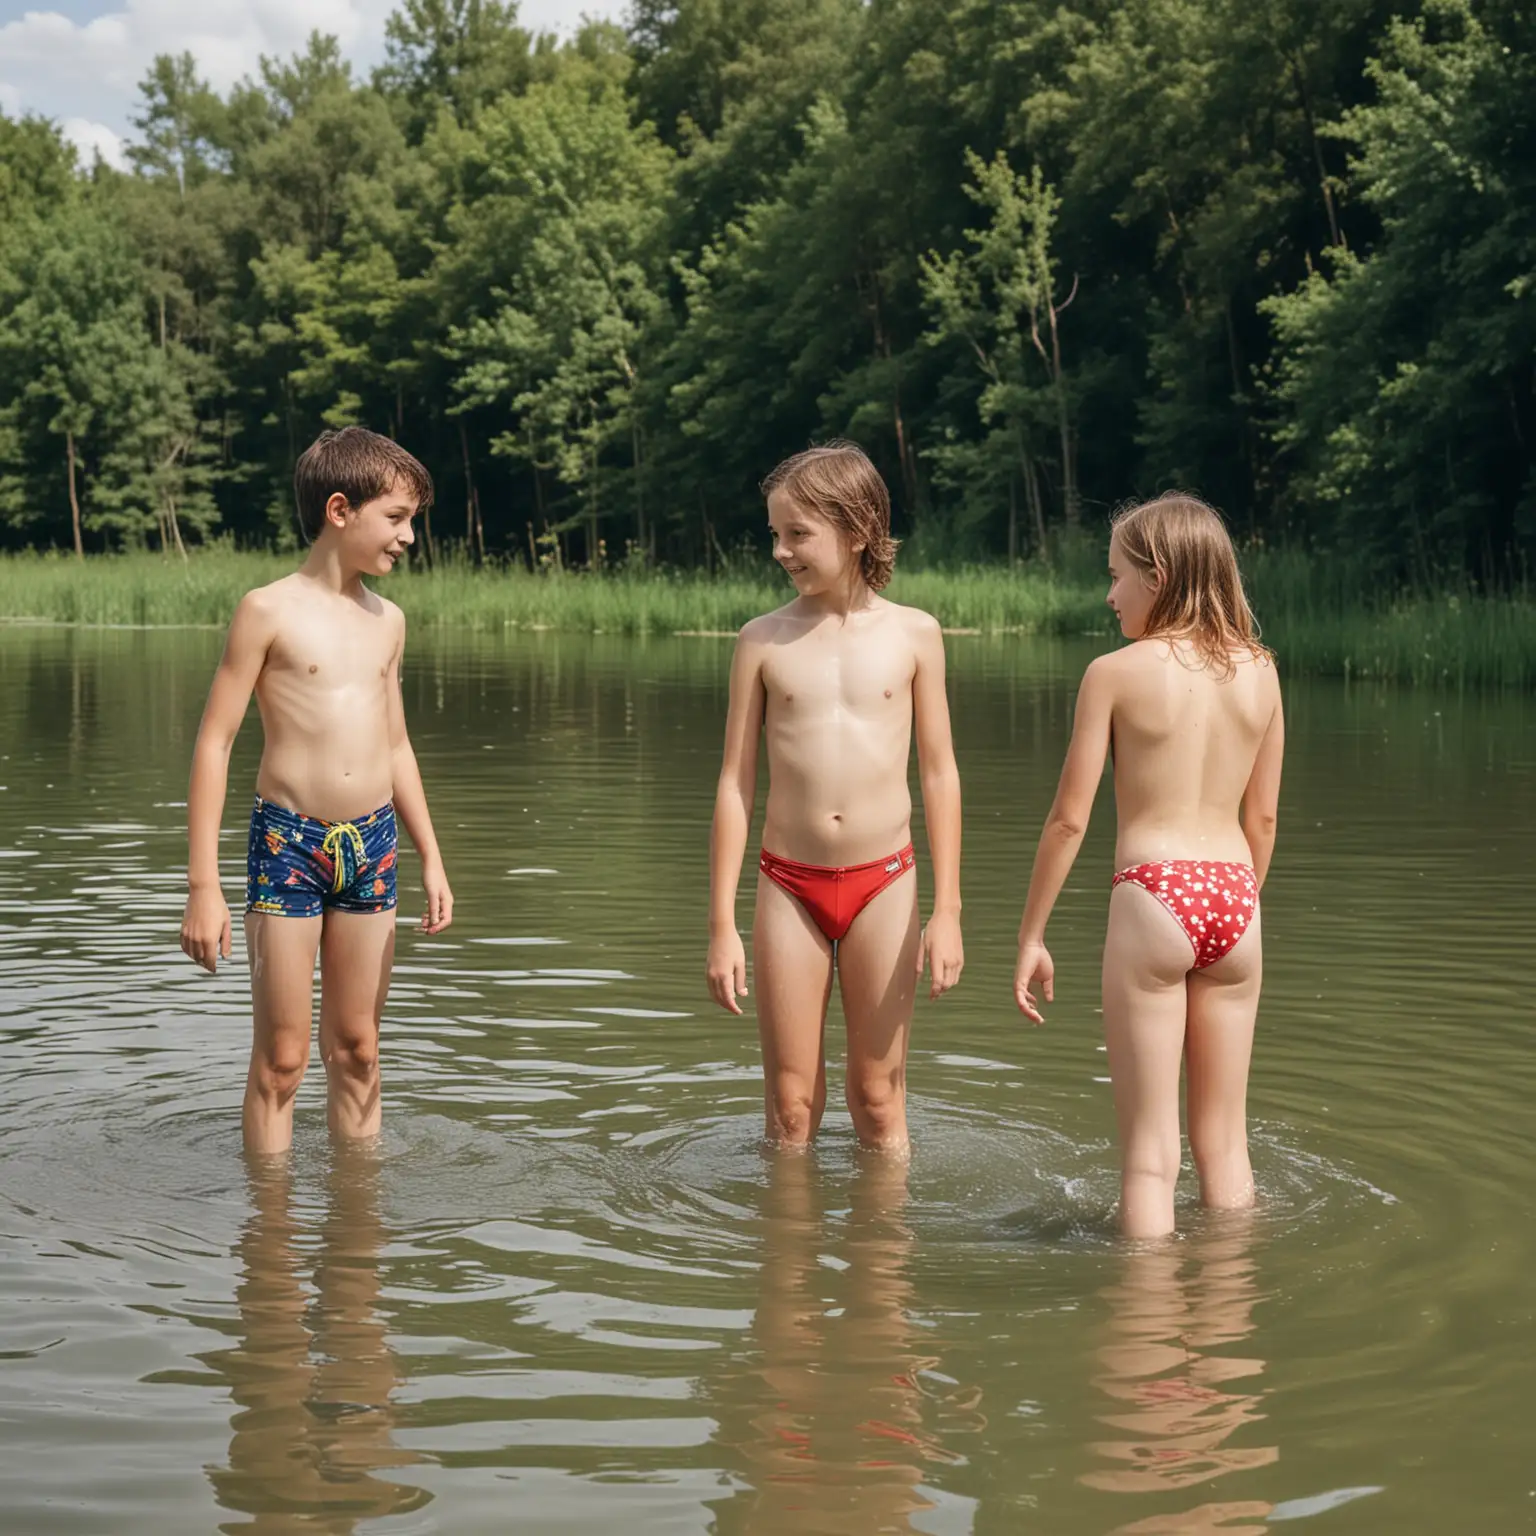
[1084,1223,1277,1534]
[204,1148,429,1533]
[722,1154,980,1534]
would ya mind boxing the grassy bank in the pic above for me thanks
[1,547,1532,687]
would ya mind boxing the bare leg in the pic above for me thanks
[1101,883,1193,1238]
[318,909,397,1141]
[1185,911,1262,1212]
[244,912,322,1154]
[753,872,834,1147]
[837,870,919,1153]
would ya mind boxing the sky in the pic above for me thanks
[0,0,627,169]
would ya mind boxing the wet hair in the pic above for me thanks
[761,440,899,591]
[293,427,434,543]
[1110,492,1271,676]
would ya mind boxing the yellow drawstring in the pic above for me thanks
[321,822,366,892]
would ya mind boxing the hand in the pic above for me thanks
[706,928,748,1014]
[181,884,232,974]
[918,909,964,1000]
[1014,939,1054,1024]
[421,864,454,934]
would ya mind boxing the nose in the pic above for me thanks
[773,538,790,564]
[399,521,415,548]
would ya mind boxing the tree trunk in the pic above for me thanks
[1048,302,1078,526]
[167,495,188,562]
[459,419,484,564]
[419,496,436,567]
[66,429,83,558]
[1007,467,1019,564]
[1025,454,1048,561]
[1291,54,1343,249]
[631,416,645,557]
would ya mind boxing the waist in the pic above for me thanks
[1113,827,1253,870]
[760,842,915,878]
[760,807,914,868]
[252,796,395,834]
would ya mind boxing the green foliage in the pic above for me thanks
[0,0,1530,613]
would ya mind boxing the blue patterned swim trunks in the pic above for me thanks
[245,798,398,918]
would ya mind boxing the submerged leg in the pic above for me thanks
[317,908,397,1141]
[244,912,323,1154]
[753,872,834,1147]
[837,869,920,1153]
[1102,883,1193,1238]
[1185,910,1263,1213]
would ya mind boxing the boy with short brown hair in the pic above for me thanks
[180,426,453,1153]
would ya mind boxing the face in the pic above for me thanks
[326,481,418,575]
[766,488,861,595]
[1106,530,1159,638]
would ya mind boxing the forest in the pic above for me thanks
[1,0,1532,585]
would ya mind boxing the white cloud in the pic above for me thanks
[61,115,129,169]
[0,0,625,149]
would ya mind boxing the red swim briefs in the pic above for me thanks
[758,844,917,944]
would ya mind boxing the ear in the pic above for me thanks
[324,492,351,530]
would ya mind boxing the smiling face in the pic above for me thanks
[767,487,862,596]
[1106,529,1160,638]
[324,479,418,576]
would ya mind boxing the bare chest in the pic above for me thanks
[762,636,915,719]
[261,610,394,699]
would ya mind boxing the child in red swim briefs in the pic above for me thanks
[706,441,964,1154]
[1013,493,1284,1238]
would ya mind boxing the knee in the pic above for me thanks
[768,1078,818,1144]
[847,1074,906,1144]
[1122,1129,1183,1190]
[1189,1118,1249,1176]
[324,1025,378,1080]
[252,1037,309,1101]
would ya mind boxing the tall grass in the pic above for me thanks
[1,546,1532,687]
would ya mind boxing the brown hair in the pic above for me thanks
[761,440,899,591]
[293,427,434,543]
[1110,492,1271,676]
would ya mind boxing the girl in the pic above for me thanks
[1014,494,1283,1237]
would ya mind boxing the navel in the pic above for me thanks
[308,664,318,674]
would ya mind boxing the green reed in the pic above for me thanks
[1,546,1532,687]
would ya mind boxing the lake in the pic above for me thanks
[1,623,1531,1533]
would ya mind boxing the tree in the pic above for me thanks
[0,207,187,553]
[444,37,673,560]
[921,151,1079,556]
[1265,0,1536,573]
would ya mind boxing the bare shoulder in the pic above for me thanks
[229,575,297,633]
[375,592,407,633]
[1081,646,1133,692]
[884,599,943,651]
[738,601,806,647]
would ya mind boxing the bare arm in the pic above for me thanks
[180,593,274,972]
[386,608,453,934]
[1241,671,1284,887]
[912,613,963,997]
[706,628,765,1013]
[1015,657,1114,1021]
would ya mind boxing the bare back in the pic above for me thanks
[1105,639,1281,867]
[751,598,929,864]
[248,574,403,821]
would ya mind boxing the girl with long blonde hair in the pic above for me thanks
[1014,494,1284,1237]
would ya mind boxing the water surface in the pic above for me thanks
[1,625,1531,1533]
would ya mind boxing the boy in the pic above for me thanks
[706,441,963,1153]
[179,427,453,1153]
